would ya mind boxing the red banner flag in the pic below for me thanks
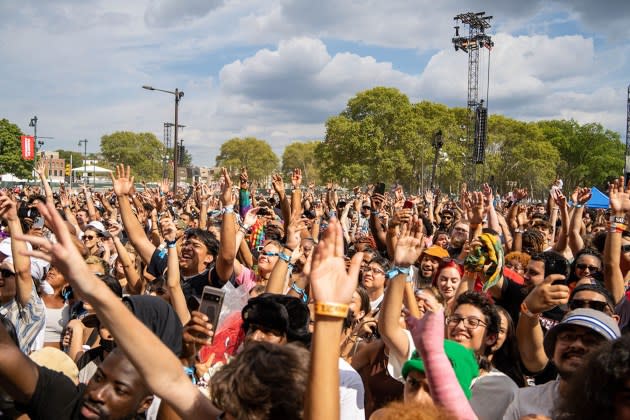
[21,135,35,160]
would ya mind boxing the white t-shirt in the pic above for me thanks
[503,379,559,420]
[386,329,416,383]
[470,369,518,420]
[370,293,384,313]
[339,358,365,420]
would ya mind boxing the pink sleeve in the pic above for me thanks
[235,266,257,293]
[417,310,478,420]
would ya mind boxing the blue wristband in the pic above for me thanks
[386,266,411,280]
[291,283,308,303]
[278,252,291,263]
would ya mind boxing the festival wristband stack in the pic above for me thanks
[315,302,349,318]
[166,239,177,249]
[222,205,235,215]
[608,216,628,233]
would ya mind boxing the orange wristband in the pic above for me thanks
[315,302,349,318]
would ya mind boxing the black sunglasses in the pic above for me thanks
[575,263,600,273]
[569,299,609,313]
[0,269,15,278]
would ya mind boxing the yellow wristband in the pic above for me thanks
[315,302,349,318]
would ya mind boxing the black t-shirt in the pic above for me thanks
[24,366,84,419]
[146,248,236,300]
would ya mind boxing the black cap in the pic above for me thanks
[242,293,311,345]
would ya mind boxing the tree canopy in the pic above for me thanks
[100,131,166,181]
[0,118,35,179]
[215,137,279,181]
[315,87,624,196]
[281,141,321,184]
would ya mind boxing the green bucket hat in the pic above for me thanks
[401,339,479,399]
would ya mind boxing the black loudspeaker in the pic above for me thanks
[473,106,487,164]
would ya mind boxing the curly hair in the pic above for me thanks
[521,229,546,256]
[556,334,630,420]
[504,251,530,270]
[452,291,500,369]
[211,342,310,420]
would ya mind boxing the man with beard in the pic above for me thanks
[412,245,449,288]
[0,318,153,420]
[447,221,470,259]
[503,308,620,419]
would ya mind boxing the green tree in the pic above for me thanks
[215,137,279,181]
[0,118,33,179]
[100,131,166,181]
[317,87,420,188]
[537,120,624,189]
[55,150,86,169]
[282,141,321,183]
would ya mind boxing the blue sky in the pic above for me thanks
[1,0,629,168]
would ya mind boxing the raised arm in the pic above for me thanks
[110,165,156,265]
[108,220,143,295]
[17,200,218,418]
[161,217,190,325]
[568,187,590,254]
[305,219,362,420]
[33,159,53,200]
[516,273,568,372]
[0,193,34,306]
[378,221,424,362]
[605,176,630,303]
[215,168,241,282]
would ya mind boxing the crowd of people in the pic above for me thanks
[0,159,629,420]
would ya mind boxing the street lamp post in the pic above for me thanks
[78,139,88,185]
[143,85,184,192]
[29,116,38,170]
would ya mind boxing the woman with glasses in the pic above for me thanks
[446,291,519,420]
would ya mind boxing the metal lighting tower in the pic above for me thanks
[78,139,88,184]
[625,85,630,182]
[452,12,494,169]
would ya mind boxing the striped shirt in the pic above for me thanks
[0,282,45,354]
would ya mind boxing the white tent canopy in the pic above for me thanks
[71,165,112,174]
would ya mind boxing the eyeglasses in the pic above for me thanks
[569,299,610,313]
[575,263,599,273]
[556,331,604,347]
[0,269,15,278]
[83,235,96,240]
[260,251,278,257]
[364,266,385,275]
[445,315,487,330]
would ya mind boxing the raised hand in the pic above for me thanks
[608,176,630,216]
[523,274,569,314]
[219,167,234,206]
[551,188,567,209]
[110,164,135,196]
[576,187,592,205]
[0,193,18,222]
[470,191,485,225]
[239,167,249,189]
[309,219,362,305]
[271,174,285,197]
[291,168,302,189]
[34,159,48,179]
[393,220,425,267]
